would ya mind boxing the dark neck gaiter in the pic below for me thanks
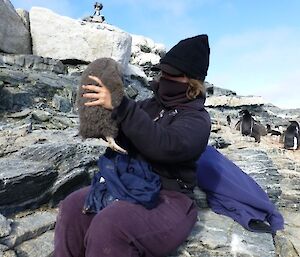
[151,78,190,108]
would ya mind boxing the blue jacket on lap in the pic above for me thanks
[83,150,161,214]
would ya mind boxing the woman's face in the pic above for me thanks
[161,72,189,83]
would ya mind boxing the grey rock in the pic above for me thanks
[0,66,79,111]
[0,244,8,252]
[15,133,106,206]
[0,88,13,111]
[1,211,57,248]
[0,158,56,215]
[172,209,276,257]
[6,109,31,118]
[15,230,54,257]
[48,116,75,130]
[124,85,139,99]
[193,187,208,208]
[0,214,11,237]
[274,230,299,257]
[0,54,66,74]
[15,9,30,31]
[52,95,72,113]
[0,68,28,85]
[0,0,31,54]
[278,211,300,254]
[231,222,275,257]
[32,110,51,122]
[123,78,153,101]
[0,249,17,257]
[0,243,9,252]
[208,135,231,149]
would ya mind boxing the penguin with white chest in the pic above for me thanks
[283,121,300,150]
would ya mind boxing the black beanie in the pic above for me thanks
[152,35,210,81]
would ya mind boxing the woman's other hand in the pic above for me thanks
[82,75,113,110]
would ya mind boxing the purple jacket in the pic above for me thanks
[111,80,211,198]
[196,146,284,233]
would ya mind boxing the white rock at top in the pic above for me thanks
[29,7,132,70]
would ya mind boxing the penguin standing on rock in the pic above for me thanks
[283,121,300,150]
[76,57,127,154]
[236,109,262,143]
[239,110,253,135]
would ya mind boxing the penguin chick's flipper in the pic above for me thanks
[106,136,128,154]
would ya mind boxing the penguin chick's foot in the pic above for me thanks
[106,136,128,154]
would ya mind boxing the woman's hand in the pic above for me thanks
[82,75,113,110]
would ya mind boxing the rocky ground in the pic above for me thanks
[0,56,299,256]
[1,1,299,255]
[1,116,300,257]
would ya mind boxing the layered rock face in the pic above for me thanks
[0,1,300,256]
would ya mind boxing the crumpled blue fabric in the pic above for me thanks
[196,146,284,234]
[83,151,161,213]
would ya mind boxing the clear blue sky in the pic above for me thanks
[10,0,300,109]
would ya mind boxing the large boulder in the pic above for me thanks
[29,7,132,70]
[0,0,31,54]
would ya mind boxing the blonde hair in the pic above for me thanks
[186,78,206,99]
[156,72,206,99]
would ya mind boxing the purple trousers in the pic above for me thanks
[54,186,197,257]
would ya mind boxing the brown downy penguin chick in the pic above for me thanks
[77,57,127,154]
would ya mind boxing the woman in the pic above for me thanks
[54,34,211,257]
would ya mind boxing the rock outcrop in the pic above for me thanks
[0,1,299,257]
[205,95,265,107]
[0,0,31,54]
[30,7,132,70]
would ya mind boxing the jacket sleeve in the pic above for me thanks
[111,97,211,163]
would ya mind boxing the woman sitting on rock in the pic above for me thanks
[54,34,211,257]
